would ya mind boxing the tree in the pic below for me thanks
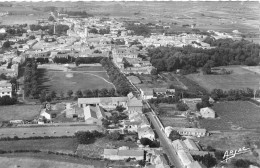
[50,91,57,99]
[2,41,11,48]
[99,88,108,97]
[116,105,126,112]
[107,131,121,140]
[59,91,64,99]
[39,90,47,103]
[75,90,83,98]
[176,102,189,111]
[169,130,182,141]
[67,90,73,98]
[151,68,158,75]
[83,89,93,98]
[48,16,55,22]
[202,63,212,75]
[102,118,111,128]
[140,138,153,146]
[108,88,116,97]
[193,154,217,168]
[29,35,36,40]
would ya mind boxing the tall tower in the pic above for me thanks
[53,23,56,35]
[85,27,88,38]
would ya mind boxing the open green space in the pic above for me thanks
[71,65,106,72]
[76,137,138,158]
[186,66,260,92]
[199,101,260,131]
[0,138,78,153]
[0,105,41,121]
[38,68,114,94]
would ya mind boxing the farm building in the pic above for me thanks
[83,105,106,125]
[127,97,143,114]
[177,150,194,167]
[65,103,84,119]
[78,97,128,110]
[165,126,207,137]
[183,139,200,151]
[200,107,215,118]
[172,140,187,151]
[103,149,144,161]
[140,87,155,100]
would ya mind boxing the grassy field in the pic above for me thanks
[199,101,260,131]
[76,137,138,158]
[186,66,260,92]
[0,138,78,153]
[71,65,106,72]
[38,68,114,94]
[0,105,41,121]
[0,156,94,168]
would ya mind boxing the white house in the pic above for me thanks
[138,126,155,141]
[200,107,215,118]
[0,80,12,97]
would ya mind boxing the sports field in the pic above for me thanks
[0,138,78,153]
[0,105,41,121]
[38,65,115,94]
[199,101,260,131]
[186,66,260,91]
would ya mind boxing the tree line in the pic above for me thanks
[39,88,117,103]
[148,38,260,74]
[29,24,69,35]
[101,58,132,96]
[62,11,93,18]
[88,27,110,35]
[24,58,38,98]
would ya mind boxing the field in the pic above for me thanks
[0,105,41,121]
[186,66,260,92]
[76,137,138,158]
[199,101,260,131]
[0,156,94,168]
[0,138,78,153]
[0,125,102,138]
[38,64,115,94]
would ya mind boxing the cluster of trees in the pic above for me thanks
[148,38,260,74]
[0,96,17,106]
[193,154,217,168]
[2,41,11,48]
[39,88,117,102]
[88,28,110,35]
[29,24,69,35]
[111,39,125,45]
[149,97,180,105]
[63,11,93,18]
[53,56,76,64]
[231,159,260,168]
[36,58,49,64]
[101,58,131,96]
[75,57,104,66]
[140,138,160,148]
[24,58,38,98]
[75,131,104,145]
[210,88,259,101]
[176,102,189,111]
[106,131,122,141]
[169,130,183,141]
[126,23,151,37]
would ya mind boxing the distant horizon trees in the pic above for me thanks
[148,38,260,74]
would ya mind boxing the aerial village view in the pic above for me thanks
[0,1,260,168]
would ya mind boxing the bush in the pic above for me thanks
[107,131,121,141]
[176,102,189,111]
[169,130,182,141]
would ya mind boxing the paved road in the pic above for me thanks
[146,111,183,168]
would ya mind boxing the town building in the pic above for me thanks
[127,97,143,114]
[138,126,155,141]
[140,88,155,100]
